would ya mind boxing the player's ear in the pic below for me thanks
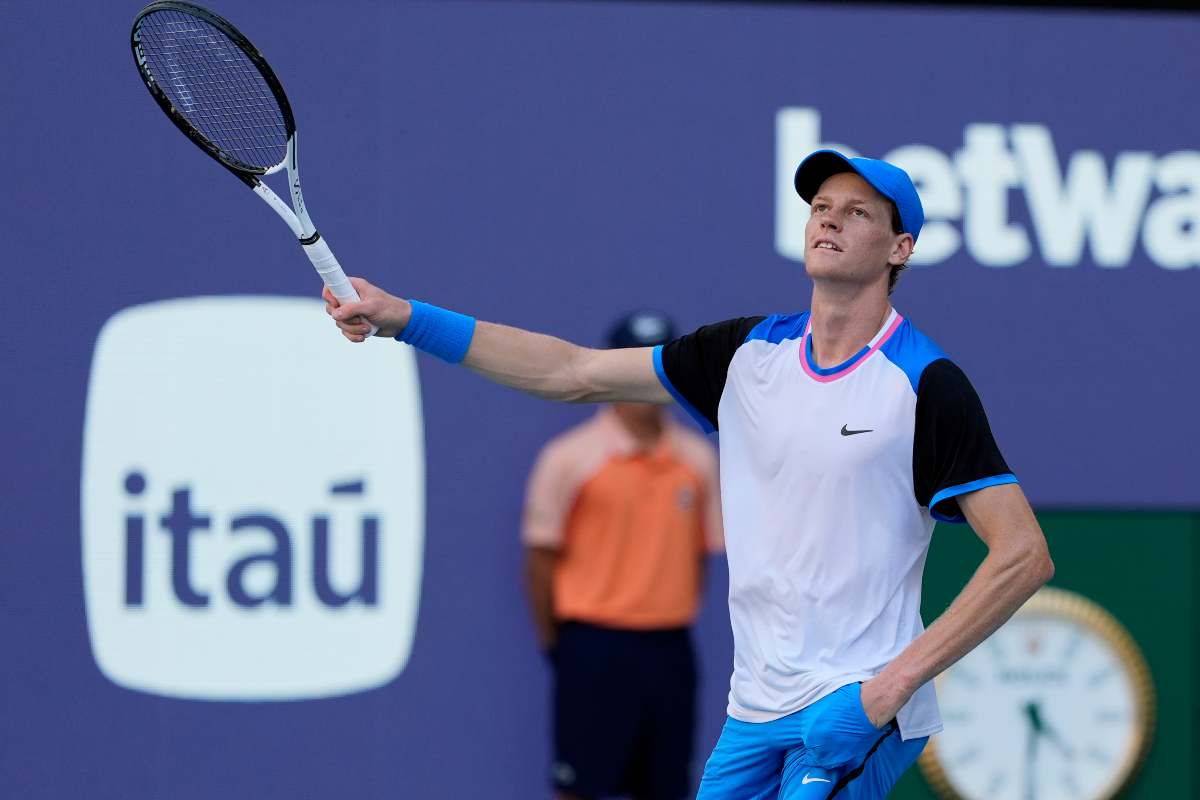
[889,233,914,266]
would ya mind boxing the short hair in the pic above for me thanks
[888,202,907,295]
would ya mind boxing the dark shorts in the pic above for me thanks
[552,621,697,799]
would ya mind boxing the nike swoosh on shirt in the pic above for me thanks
[802,774,832,784]
[840,424,873,436]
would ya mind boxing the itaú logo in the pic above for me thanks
[81,296,425,701]
[776,107,1200,270]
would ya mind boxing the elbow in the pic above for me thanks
[521,346,600,404]
[1026,538,1055,589]
[997,533,1054,593]
[1038,550,1055,586]
[558,346,606,403]
[561,388,600,404]
[549,383,600,404]
[528,384,594,404]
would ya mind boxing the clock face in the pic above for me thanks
[920,588,1154,800]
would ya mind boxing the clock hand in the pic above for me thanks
[1025,701,1045,735]
[1028,701,1075,760]
[1042,721,1075,760]
[1023,701,1042,800]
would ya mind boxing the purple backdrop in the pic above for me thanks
[2,1,1197,797]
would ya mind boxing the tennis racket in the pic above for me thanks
[131,1,376,334]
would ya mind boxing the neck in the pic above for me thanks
[808,283,892,369]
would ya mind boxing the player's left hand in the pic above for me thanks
[860,677,906,729]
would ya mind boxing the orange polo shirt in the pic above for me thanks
[522,408,723,630]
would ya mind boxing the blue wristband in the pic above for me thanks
[395,300,476,363]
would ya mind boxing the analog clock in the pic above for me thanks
[919,587,1155,800]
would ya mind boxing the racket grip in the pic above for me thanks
[302,235,379,337]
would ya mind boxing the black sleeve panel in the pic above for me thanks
[660,317,766,431]
[913,359,1014,520]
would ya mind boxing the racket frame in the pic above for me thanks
[131,1,373,329]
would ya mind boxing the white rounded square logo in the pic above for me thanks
[81,296,424,701]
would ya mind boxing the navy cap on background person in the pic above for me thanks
[606,311,676,350]
[794,149,925,242]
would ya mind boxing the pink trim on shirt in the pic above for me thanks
[799,312,905,383]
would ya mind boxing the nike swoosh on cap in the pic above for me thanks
[840,424,873,436]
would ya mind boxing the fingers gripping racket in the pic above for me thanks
[131,1,376,335]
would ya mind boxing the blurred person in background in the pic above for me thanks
[324,149,1053,799]
[522,311,724,800]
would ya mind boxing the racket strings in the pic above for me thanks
[138,9,288,171]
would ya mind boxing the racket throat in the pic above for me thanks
[252,181,306,238]
[286,134,318,237]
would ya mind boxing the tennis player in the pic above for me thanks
[325,150,1054,799]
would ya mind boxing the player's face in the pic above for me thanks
[804,172,912,288]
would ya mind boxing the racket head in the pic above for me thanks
[131,1,296,179]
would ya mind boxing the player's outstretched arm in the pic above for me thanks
[324,278,671,405]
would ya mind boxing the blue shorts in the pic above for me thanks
[697,683,928,799]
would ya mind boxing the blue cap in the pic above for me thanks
[606,310,675,349]
[793,150,924,242]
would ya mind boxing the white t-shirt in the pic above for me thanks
[654,308,1016,740]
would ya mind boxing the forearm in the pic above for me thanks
[877,541,1052,701]
[858,485,1054,726]
[326,280,670,404]
[466,321,672,404]
[464,321,601,403]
